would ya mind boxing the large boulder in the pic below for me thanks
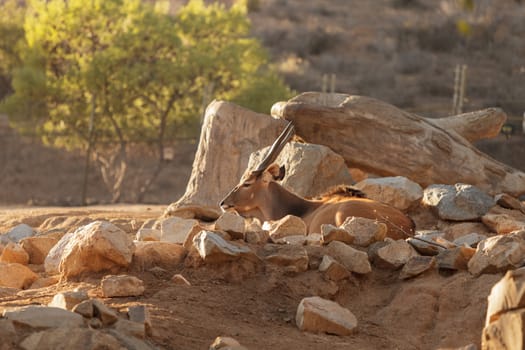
[247,141,353,198]
[44,221,135,278]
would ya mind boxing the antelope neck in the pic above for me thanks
[262,182,322,221]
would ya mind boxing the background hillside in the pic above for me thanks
[1,0,524,205]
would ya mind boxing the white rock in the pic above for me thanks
[44,221,135,278]
[355,176,423,210]
[101,274,145,297]
[296,296,357,335]
[160,217,199,244]
[264,244,309,273]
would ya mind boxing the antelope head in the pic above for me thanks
[219,121,295,220]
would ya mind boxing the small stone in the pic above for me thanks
[30,276,59,289]
[372,239,418,269]
[72,299,94,318]
[482,206,525,234]
[399,256,435,279]
[160,217,199,244]
[296,296,357,335]
[2,305,84,329]
[210,336,247,350]
[264,244,309,273]
[321,224,354,245]
[325,241,371,274]
[468,230,525,276]
[273,235,307,246]
[422,184,495,221]
[453,233,487,248]
[114,318,146,339]
[0,242,29,265]
[20,236,58,265]
[355,176,423,210]
[171,274,192,286]
[128,305,152,336]
[92,299,119,325]
[319,255,351,281]
[214,212,246,239]
[101,274,145,298]
[48,290,89,310]
[135,228,161,241]
[0,262,39,289]
[244,230,269,245]
[436,246,476,271]
[339,217,387,247]
[495,193,525,213]
[267,215,307,241]
[193,231,257,264]
[442,222,491,241]
[305,233,323,246]
[132,241,186,270]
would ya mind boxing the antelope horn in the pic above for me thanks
[252,121,295,175]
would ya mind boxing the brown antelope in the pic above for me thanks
[220,122,415,240]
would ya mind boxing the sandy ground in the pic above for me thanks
[0,205,503,350]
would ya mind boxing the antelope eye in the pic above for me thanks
[241,182,251,187]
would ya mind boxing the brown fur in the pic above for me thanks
[310,185,367,200]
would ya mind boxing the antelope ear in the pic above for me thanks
[266,163,285,181]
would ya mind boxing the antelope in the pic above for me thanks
[220,121,415,240]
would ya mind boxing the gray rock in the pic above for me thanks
[422,184,495,221]
[214,212,246,239]
[371,239,418,269]
[436,246,476,271]
[3,305,84,329]
[6,224,35,243]
[160,217,199,244]
[319,255,351,281]
[453,233,488,248]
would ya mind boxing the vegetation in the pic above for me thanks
[0,0,293,203]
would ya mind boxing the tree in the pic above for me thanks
[2,0,293,203]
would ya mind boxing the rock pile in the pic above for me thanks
[1,166,525,348]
